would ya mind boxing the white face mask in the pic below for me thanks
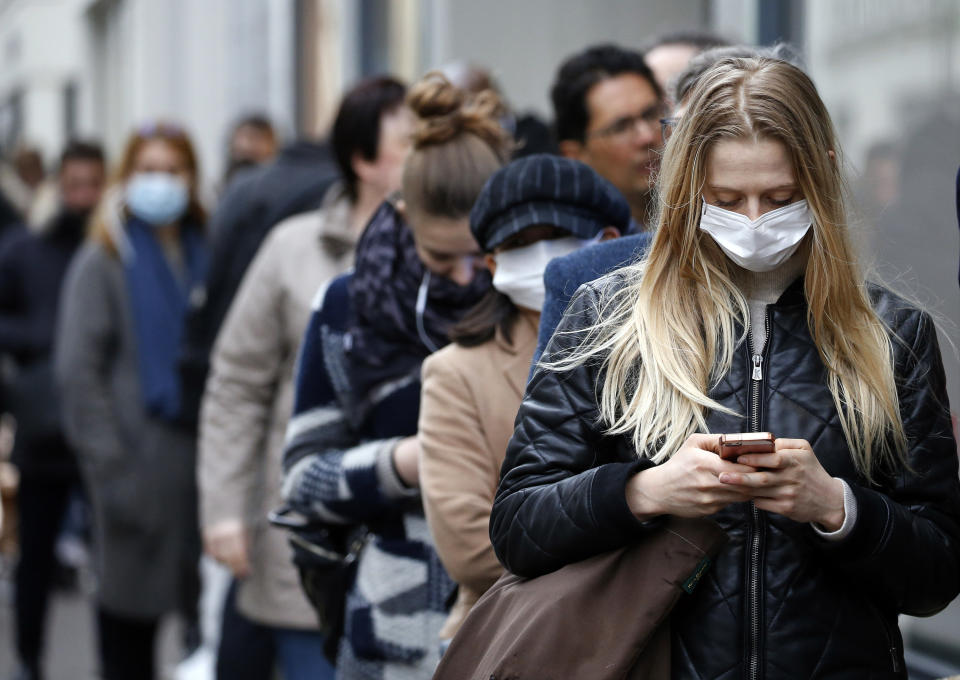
[492,236,589,311]
[699,199,812,272]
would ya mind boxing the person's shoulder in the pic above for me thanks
[315,272,351,309]
[71,240,112,269]
[544,234,649,290]
[865,282,933,346]
[308,271,352,332]
[264,209,324,250]
[422,339,485,382]
[0,228,34,263]
[581,266,634,299]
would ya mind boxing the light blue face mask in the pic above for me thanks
[125,172,189,226]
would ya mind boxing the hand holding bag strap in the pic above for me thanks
[433,517,728,680]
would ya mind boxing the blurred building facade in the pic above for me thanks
[0,0,711,181]
[0,0,958,668]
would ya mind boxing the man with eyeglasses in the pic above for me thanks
[552,44,665,228]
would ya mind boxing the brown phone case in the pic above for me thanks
[718,432,775,460]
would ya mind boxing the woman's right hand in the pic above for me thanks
[625,433,756,521]
[204,518,250,578]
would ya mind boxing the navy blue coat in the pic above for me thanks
[532,232,650,371]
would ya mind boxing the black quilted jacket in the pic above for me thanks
[490,273,960,679]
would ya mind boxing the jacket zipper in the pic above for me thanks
[747,312,770,680]
[869,599,902,673]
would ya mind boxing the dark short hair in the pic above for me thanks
[232,113,275,136]
[642,30,729,53]
[551,44,661,143]
[59,140,105,171]
[332,75,407,200]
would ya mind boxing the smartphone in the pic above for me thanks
[718,432,775,460]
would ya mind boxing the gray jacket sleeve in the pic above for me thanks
[55,245,129,491]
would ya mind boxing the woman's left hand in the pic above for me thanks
[717,438,845,530]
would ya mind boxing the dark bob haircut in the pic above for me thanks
[331,75,407,201]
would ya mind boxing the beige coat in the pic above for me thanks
[419,310,539,639]
[199,186,355,628]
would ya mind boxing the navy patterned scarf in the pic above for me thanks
[346,201,490,401]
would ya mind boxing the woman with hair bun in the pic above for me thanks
[490,57,960,677]
[281,73,511,678]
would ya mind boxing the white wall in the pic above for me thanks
[0,0,89,164]
[426,0,711,116]
[84,0,298,186]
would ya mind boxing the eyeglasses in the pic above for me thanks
[660,117,679,142]
[589,105,665,142]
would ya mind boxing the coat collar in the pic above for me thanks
[497,309,539,399]
[315,182,357,257]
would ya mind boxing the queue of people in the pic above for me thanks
[0,29,957,680]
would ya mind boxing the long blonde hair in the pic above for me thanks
[553,57,907,481]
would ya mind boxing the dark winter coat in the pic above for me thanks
[491,272,960,679]
[0,216,85,477]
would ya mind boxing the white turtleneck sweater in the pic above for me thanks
[731,244,856,540]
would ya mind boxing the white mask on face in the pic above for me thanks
[492,236,589,311]
[699,199,812,272]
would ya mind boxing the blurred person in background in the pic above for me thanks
[179,109,340,432]
[551,44,665,228]
[418,155,628,645]
[0,186,24,244]
[0,140,105,680]
[11,147,44,196]
[221,114,279,190]
[855,141,901,223]
[199,76,409,680]
[642,30,730,97]
[0,146,57,230]
[281,73,510,679]
[55,123,209,680]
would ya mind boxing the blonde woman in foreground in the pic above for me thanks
[490,57,960,679]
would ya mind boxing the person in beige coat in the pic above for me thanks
[198,75,412,679]
[418,155,630,641]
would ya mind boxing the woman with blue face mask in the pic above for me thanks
[490,57,960,678]
[55,122,209,680]
[417,155,627,644]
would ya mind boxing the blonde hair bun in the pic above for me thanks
[407,71,509,153]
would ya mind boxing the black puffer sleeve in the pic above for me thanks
[820,305,960,616]
[490,280,653,577]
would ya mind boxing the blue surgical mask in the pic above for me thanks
[125,172,189,226]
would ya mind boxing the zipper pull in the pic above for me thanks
[751,354,763,381]
[890,647,901,673]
